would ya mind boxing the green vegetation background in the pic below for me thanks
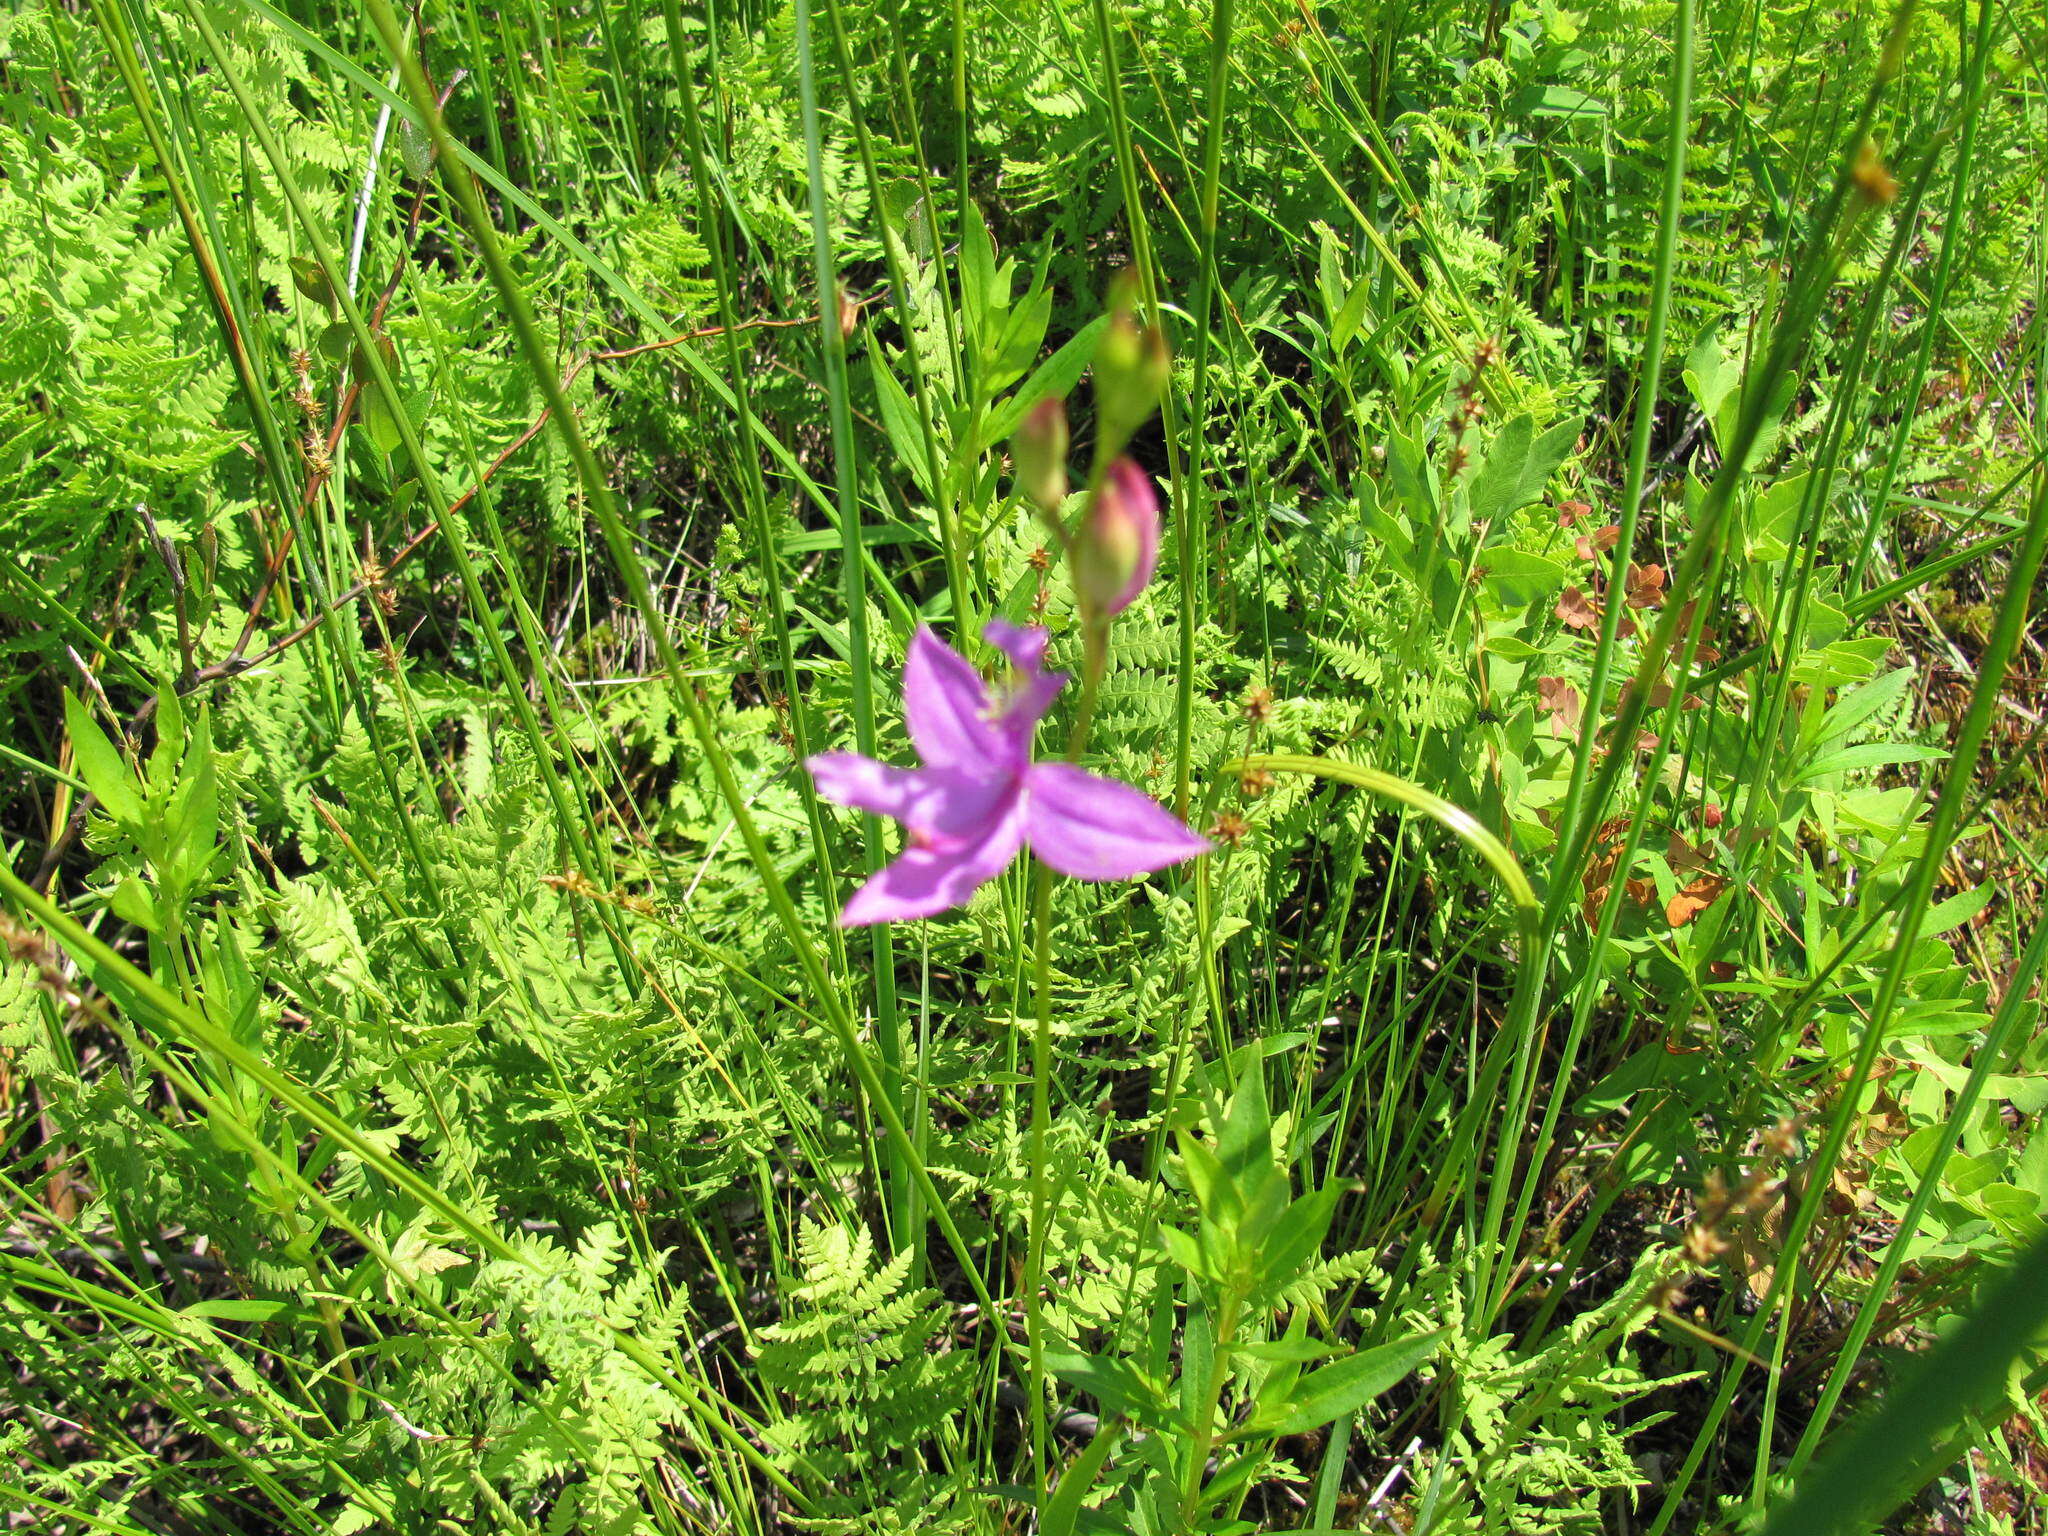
[1,0,2045,1531]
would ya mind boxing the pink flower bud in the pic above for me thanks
[1013,397,1069,515]
[1073,458,1160,618]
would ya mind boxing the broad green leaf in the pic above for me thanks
[1515,83,1607,119]
[316,319,353,364]
[164,713,219,892]
[1255,1330,1445,1437]
[1216,1054,1272,1184]
[1385,428,1436,528]
[985,316,1109,442]
[1175,1135,1237,1227]
[150,680,186,784]
[1238,1334,1340,1365]
[1358,478,1415,567]
[1796,742,1945,783]
[960,202,1003,342]
[1044,1348,1164,1424]
[1479,546,1569,606]
[1467,412,1579,526]
[110,875,159,932]
[1920,882,1993,938]
[362,381,405,458]
[1329,271,1374,355]
[1684,326,1740,437]
[985,284,1052,394]
[1801,665,1914,754]
[63,688,143,827]
[1747,471,1812,559]
[1250,1182,1340,1301]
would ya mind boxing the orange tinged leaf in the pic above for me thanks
[1574,524,1621,561]
[1626,562,1667,609]
[1536,676,1582,736]
[1666,872,1730,927]
[1556,585,1600,631]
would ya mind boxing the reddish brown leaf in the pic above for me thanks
[1666,872,1730,927]
[1626,562,1667,609]
[1536,676,1583,736]
[1574,524,1622,561]
[1584,851,1619,894]
[1556,585,1601,631]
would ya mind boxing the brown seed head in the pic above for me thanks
[1209,811,1250,847]
[1683,1223,1729,1266]
[0,917,50,968]
[1242,685,1275,725]
[1852,138,1899,205]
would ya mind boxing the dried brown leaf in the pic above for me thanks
[1536,675,1583,736]
[1666,872,1730,927]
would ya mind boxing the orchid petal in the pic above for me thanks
[984,619,1050,674]
[981,619,1066,746]
[807,754,1013,844]
[903,626,1002,769]
[805,754,929,821]
[1023,762,1209,882]
[837,797,1029,926]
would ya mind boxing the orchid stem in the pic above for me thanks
[1065,618,1110,762]
[1023,856,1056,1506]
[1025,610,1108,1503]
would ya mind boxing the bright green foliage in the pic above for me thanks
[2,0,2045,1531]
[755,1220,975,1523]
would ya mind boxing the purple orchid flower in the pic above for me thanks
[807,621,1209,926]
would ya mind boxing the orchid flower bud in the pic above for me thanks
[1072,457,1161,619]
[1094,277,1170,459]
[1013,397,1069,517]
